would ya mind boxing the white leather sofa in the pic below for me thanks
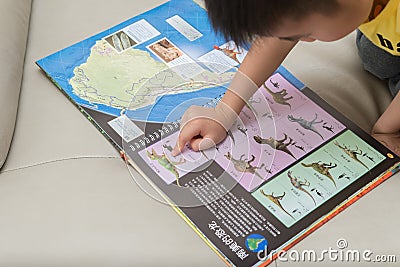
[1,0,399,266]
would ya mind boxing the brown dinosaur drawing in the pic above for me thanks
[213,44,241,63]
[263,83,293,109]
[254,133,297,159]
[260,190,294,220]
[147,148,186,186]
[287,171,316,205]
[334,141,369,170]
[224,152,265,180]
[301,161,337,188]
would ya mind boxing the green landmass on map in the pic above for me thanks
[70,40,234,112]
[247,238,264,251]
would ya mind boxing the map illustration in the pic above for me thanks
[70,39,236,122]
[245,234,268,253]
[37,0,239,123]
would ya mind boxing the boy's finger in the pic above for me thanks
[190,137,216,151]
[199,137,216,150]
[171,136,186,156]
[172,125,200,156]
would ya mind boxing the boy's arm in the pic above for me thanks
[172,37,296,155]
[372,92,400,155]
[372,92,400,133]
[219,37,297,114]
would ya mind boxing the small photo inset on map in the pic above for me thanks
[148,38,183,63]
[105,31,137,53]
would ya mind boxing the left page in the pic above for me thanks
[36,1,248,265]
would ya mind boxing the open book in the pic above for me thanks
[36,0,400,266]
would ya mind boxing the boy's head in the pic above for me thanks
[204,0,372,45]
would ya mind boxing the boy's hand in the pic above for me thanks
[171,71,259,156]
[371,132,400,156]
[172,102,238,156]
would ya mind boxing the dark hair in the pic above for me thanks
[204,0,339,45]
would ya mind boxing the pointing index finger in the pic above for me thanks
[172,121,201,156]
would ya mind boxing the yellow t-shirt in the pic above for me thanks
[358,0,400,55]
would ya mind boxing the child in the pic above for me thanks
[172,0,400,156]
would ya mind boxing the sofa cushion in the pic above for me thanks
[0,0,32,168]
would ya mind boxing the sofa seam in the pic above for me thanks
[0,155,121,174]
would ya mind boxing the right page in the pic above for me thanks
[124,66,399,267]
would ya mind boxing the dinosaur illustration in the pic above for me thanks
[334,141,369,170]
[366,155,375,162]
[292,141,306,152]
[294,144,306,152]
[238,126,248,136]
[214,44,241,63]
[288,113,324,140]
[162,143,174,153]
[292,208,302,215]
[311,188,324,198]
[361,152,375,163]
[147,148,186,186]
[224,152,265,180]
[264,167,273,174]
[263,83,293,109]
[260,190,294,220]
[338,173,351,180]
[254,133,297,159]
[270,79,280,88]
[287,171,316,205]
[262,112,274,119]
[301,161,337,188]
[322,122,335,133]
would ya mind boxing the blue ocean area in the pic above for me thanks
[125,85,227,122]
